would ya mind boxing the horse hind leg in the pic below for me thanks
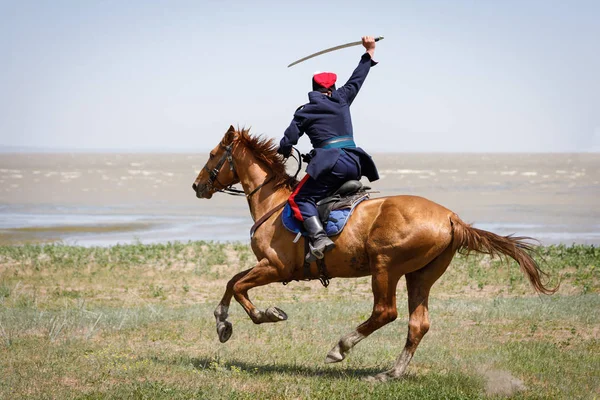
[325,260,401,364]
[369,245,455,382]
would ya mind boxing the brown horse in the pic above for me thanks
[192,126,555,382]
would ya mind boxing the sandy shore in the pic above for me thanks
[1,152,598,245]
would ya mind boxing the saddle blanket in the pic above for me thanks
[282,195,369,237]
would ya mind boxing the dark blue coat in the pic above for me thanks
[278,53,380,182]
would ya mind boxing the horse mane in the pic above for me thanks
[233,128,298,191]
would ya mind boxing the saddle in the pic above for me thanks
[316,180,370,224]
[281,180,370,238]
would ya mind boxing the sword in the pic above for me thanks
[287,36,384,68]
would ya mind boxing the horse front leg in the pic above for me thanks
[232,258,289,324]
[214,268,252,343]
[214,258,289,342]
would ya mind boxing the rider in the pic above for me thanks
[277,36,380,262]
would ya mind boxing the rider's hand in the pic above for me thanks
[277,146,291,158]
[362,36,376,58]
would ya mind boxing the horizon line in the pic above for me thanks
[1,147,598,155]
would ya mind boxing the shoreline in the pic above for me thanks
[1,216,598,247]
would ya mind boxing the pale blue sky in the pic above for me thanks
[1,0,599,152]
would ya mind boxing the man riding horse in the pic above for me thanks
[192,36,556,381]
[277,36,380,263]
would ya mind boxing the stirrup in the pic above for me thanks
[306,239,335,262]
[308,245,325,261]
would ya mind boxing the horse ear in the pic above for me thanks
[221,125,235,146]
[224,125,236,143]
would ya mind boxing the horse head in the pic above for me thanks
[192,125,298,200]
[192,125,240,199]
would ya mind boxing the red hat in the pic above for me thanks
[312,72,337,90]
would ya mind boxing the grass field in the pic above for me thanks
[1,242,599,399]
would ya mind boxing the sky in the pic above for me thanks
[1,0,599,152]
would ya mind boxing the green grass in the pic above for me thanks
[0,242,599,399]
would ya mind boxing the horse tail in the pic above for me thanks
[450,214,557,295]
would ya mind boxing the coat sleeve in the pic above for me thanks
[335,53,378,106]
[278,109,306,157]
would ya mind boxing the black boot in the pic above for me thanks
[303,216,335,262]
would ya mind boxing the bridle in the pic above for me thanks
[201,142,303,199]
[202,143,246,196]
[200,141,304,233]
[201,142,275,199]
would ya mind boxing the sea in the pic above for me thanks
[0,152,598,247]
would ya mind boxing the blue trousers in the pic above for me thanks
[289,151,361,221]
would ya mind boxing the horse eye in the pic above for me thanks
[209,153,215,159]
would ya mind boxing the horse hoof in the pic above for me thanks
[217,321,232,343]
[265,307,288,322]
[325,349,343,364]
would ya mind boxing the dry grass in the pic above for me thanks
[0,242,598,399]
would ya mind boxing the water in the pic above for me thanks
[0,152,598,246]
[0,209,252,246]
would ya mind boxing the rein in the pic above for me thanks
[203,143,303,237]
[248,147,303,237]
[290,147,303,180]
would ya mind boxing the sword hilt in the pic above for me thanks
[375,36,384,42]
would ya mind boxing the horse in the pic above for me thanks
[192,125,556,382]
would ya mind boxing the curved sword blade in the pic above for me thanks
[287,36,384,68]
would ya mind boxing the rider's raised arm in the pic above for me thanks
[336,36,378,106]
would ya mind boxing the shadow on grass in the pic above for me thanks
[151,354,435,381]
[201,358,382,378]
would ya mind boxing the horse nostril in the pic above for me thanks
[192,183,198,192]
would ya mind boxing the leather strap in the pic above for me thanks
[302,237,330,287]
[317,258,330,287]
[249,200,288,238]
[303,239,312,279]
